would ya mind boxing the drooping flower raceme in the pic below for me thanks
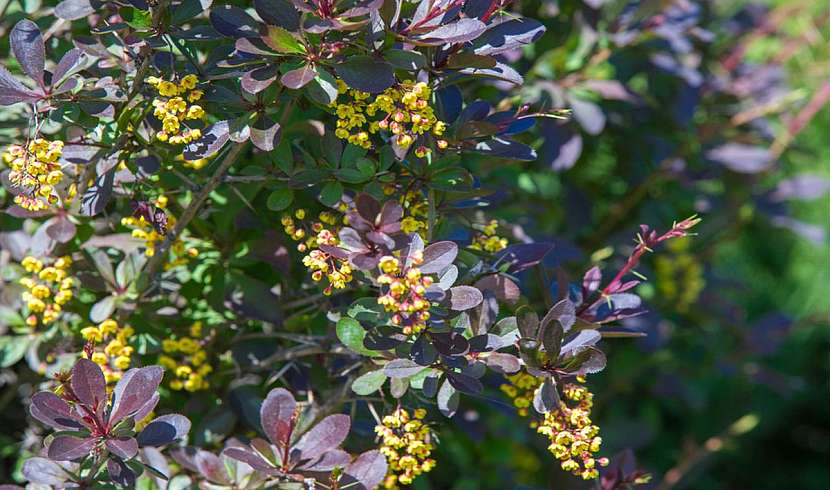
[375,408,436,489]
[80,319,136,384]
[332,80,447,152]
[158,321,213,392]
[18,255,74,328]
[537,381,609,480]
[146,74,205,145]
[377,253,434,336]
[4,138,65,211]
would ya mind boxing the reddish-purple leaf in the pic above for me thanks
[420,241,458,274]
[132,392,160,424]
[210,5,260,38]
[560,329,601,357]
[30,391,85,430]
[705,143,772,173]
[110,366,164,424]
[241,65,278,94]
[11,20,45,88]
[447,286,483,311]
[345,449,387,490]
[71,358,107,410]
[281,64,317,89]
[222,447,278,473]
[0,65,41,106]
[136,414,191,447]
[55,0,96,20]
[48,436,97,461]
[255,0,301,31]
[302,449,351,471]
[260,388,296,446]
[415,18,487,45]
[472,18,546,56]
[293,414,350,458]
[184,120,230,160]
[195,450,231,485]
[383,359,423,378]
[45,216,77,243]
[22,457,70,486]
[484,352,521,374]
[106,437,139,459]
[107,458,136,487]
[474,274,520,304]
[250,116,282,152]
[495,242,553,273]
[53,49,83,85]
[335,56,395,94]
[582,266,602,296]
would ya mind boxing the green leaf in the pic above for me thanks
[319,181,343,207]
[267,187,294,211]
[90,295,117,323]
[121,7,153,30]
[351,369,387,395]
[264,26,306,54]
[0,336,32,367]
[336,318,377,356]
[334,168,371,184]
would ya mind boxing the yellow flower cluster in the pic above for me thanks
[159,321,213,392]
[469,219,508,253]
[80,319,135,384]
[18,256,74,328]
[537,381,609,480]
[375,408,436,489]
[120,195,199,269]
[282,208,354,295]
[3,139,65,211]
[146,74,205,144]
[175,154,209,170]
[654,237,704,313]
[377,253,434,336]
[500,372,541,417]
[332,80,448,151]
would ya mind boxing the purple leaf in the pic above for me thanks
[71,358,107,410]
[45,216,77,243]
[184,120,230,159]
[107,458,136,487]
[769,174,830,201]
[210,5,260,38]
[532,378,558,413]
[48,436,97,461]
[705,143,772,173]
[281,64,317,89]
[302,449,351,471]
[132,392,160,424]
[495,242,554,272]
[241,65,278,94]
[22,457,70,486]
[195,450,231,485]
[260,388,296,446]
[106,437,139,459]
[79,169,114,217]
[222,447,278,473]
[0,65,41,106]
[447,371,483,394]
[541,298,576,333]
[560,329,601,357]
[541,123,582,171]
[293,414,350,458]
[568,96,605,135]
[136,414,191,446]
[53,49,84,85]
[110,366,164,424]
[55,0,96,20]
[484,352,521,374]
[11,20,45,88]
[447,286,484,311]
[255,0,300,31]
[345,450,387,490]
[30,392,85,430]
[420,241,458,274]
[251,116,282,152]
[582,266,602,296]
[416,18,487,44]
[383,359,424,378]
[335,56,395,94]
[472,18,545,56]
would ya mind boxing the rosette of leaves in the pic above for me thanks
[29,359,191,487]
[172,439,270,489]
[221,387,386,489]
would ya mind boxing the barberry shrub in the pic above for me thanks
[0,0,821,489]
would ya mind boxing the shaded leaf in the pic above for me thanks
[335,56,395,94]
[352,370,387,395]
[137,414,191,447]
[11,20,45,87]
